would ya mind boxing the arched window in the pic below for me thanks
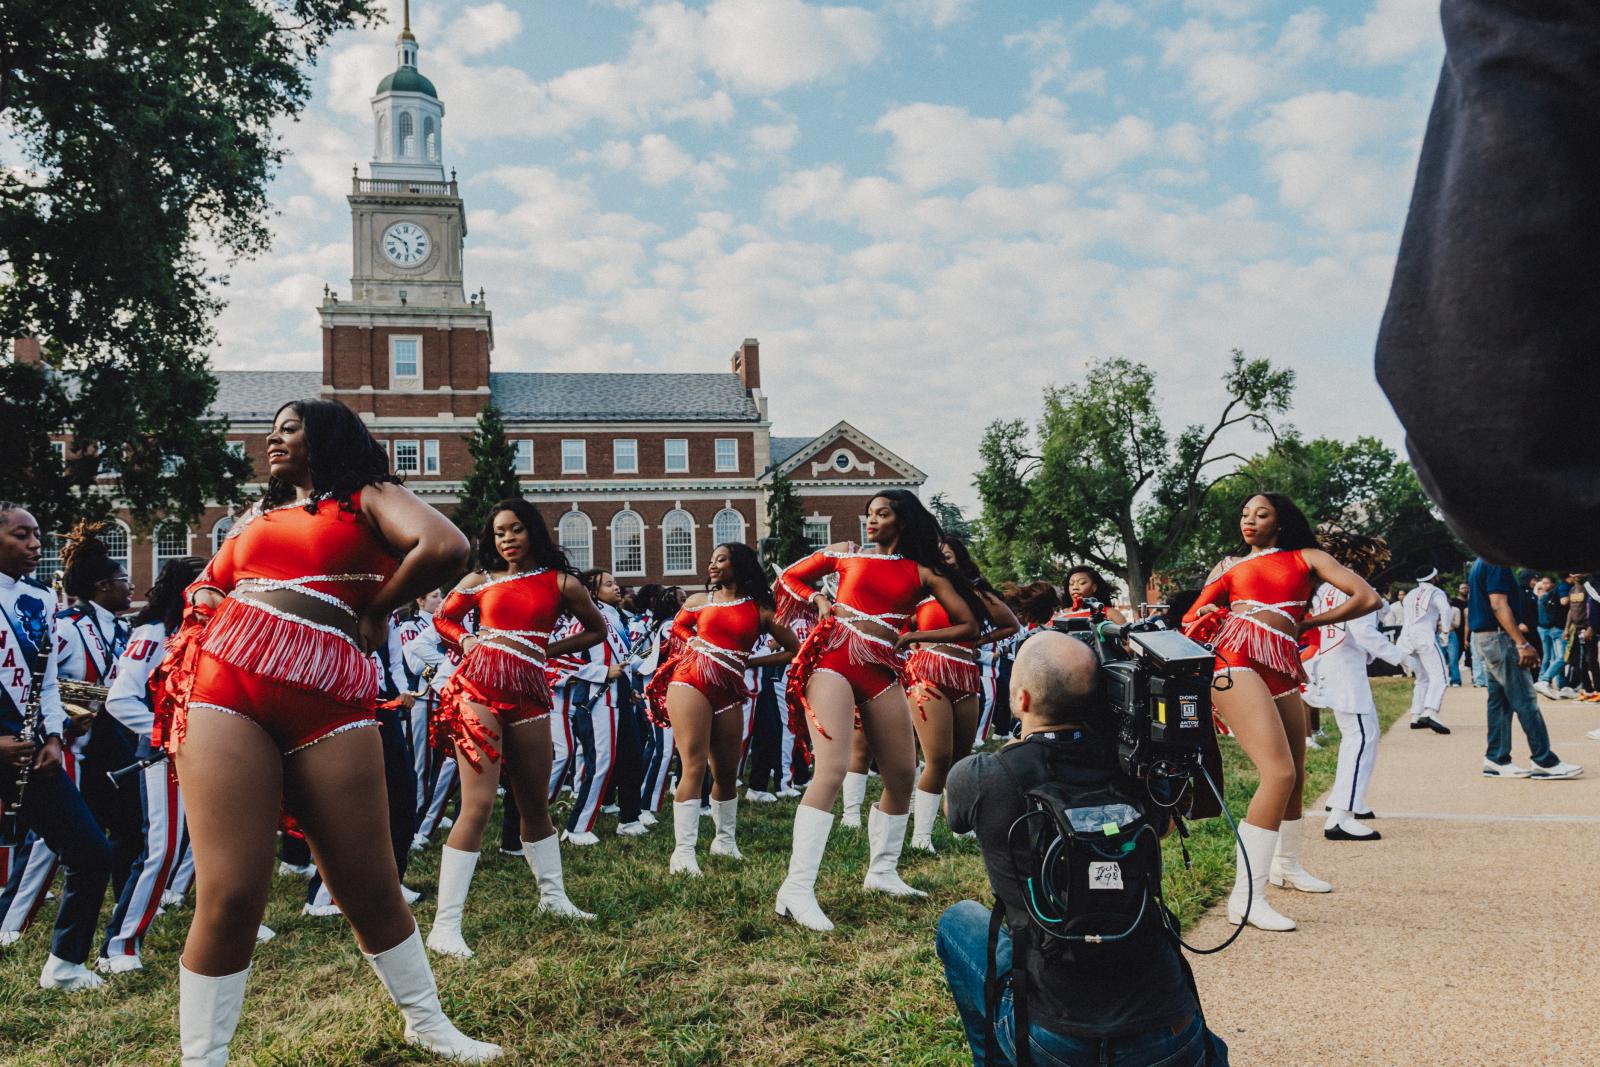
[662,509,695,576]
[712,508,746,547]
[398,112,415,156]
[558,511,593,571]
[610,510,644,577]
[33,532,63,584]
[423,116,438,161]
[376,113,389,158]
[101,521,132,576]
[211,514,235,554]
[153,521,190,575]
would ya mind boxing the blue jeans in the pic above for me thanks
[1446,631,1463,686]
[937,901,1225,1067]
[1537,627,1566,684]
[1473,632,1559,768]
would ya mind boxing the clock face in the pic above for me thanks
[382,221,430,267]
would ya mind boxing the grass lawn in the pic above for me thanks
[0,679,1411,1065]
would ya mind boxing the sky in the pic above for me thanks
[211,0,1447,511]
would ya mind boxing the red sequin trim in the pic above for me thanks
[430,645,551,772]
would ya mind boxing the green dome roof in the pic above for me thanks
[376,66,437,99]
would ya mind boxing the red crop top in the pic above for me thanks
[1182,548,1313,626]
[776,547,924,628]
[671,596,763,655]
[435,569,563,653]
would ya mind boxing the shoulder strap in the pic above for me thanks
[985,904,1006,1067]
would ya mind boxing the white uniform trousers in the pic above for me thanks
[416,756,458,839]
[167,835,195,899]
[0,751,81,934]
[1405,636,1449,721]
[974,655,1000,743]
[100,761,184,960]
[561,683,617,835]
[1329,705,1381,817]
[410,697,432,803]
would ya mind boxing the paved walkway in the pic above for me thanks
[1189,684,1600,1066]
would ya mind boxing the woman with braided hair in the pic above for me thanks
[649,542,796,876]
[1305,529,1405,842]
[771,491,981,931]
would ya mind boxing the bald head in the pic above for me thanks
[1011,630,1100,728]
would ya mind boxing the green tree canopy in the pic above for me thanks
[0,0,378,530]
[453,405,521,554]
[762,471,808,575]
[928,492,972,541]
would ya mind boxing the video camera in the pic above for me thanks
[1049,601,1217,809]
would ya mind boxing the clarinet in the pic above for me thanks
[0,650,46,848]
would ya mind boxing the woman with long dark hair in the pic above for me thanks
[1056,564,1128,625]
[425,499,606,959]
[156,399,500,1062]
[772,490,980,931]
[905,535,1017,853]
[647,542,797,875]
[1181,492,1380,932]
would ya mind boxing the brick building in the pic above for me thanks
[29,16,924,591]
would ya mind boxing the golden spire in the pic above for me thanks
[400,0,415,41]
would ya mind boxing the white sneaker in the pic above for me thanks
[401,885,422,905]
[639,810,659,827]
[777,786,802,798]
[1560,687,1580,699]
[161,890,186,908]
[276,861,313,878]
[1482,759,1530,778]
[439,817,454,829]
[256,925,275,943]
[410,833,429,852]
[40,955,105,992]
[0,931,20,948]
[1586,728,1600,741]
[745,789,778,803]
[600,804,621,815]
[95,955,143,975]
[1527,761,1584,780]
[616,821,648,837]
[1534,680,1555,698]
[302,902,343,917]
[561,830,600,846]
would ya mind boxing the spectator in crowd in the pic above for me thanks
[1468,559,1582,779]
[1445,580,1467,686]
[1534,577,1569,698]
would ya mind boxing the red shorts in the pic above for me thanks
[905,647,980,705]
[665,659,748,716]
[1211,648,1301,698]
[432,647,552,770]
[186,651,377,755]
[813,645,901,705]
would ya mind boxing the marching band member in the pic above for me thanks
[1182,493,1381,932]
[631,586,679,826]
[905,535,1014,854]
[159,400,499,1063]
[647,543,796,876]
[397,592,441,807]
[404,613,459,849]
[772,491,981,932]
[425,499,604,960]
[0,502,112,991]
[1399,566,1453,734]
[97,556,206,973]
[1306,532,1405,841]
[546,570,628,846]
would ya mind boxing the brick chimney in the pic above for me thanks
[12,337,41,364]
[732,337,760,392]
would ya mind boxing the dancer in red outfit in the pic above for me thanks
[1052,565,1128,626]
[649,543,797,876]
[162,399,499,1063]
[772,491,982,931]
[1180,493,1380,932]
[426,499,606,959]
[905,535,1017,854]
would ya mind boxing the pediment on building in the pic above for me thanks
[768,420,925,485]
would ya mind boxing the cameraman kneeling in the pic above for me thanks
[937,631,1228,1066]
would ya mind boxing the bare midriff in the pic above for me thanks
[233,587,360,641]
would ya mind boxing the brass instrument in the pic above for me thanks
[58,679,109,725]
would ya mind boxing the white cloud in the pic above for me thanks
[874,104,1011,190]
[750,121,800,155]
[1082,1,1134,30]
[1339,0,1441,66]
[1250,90,1411,231]
[700,0,880,94]
[888,0,973,29]
[442,3,522,57]
[1182,0,1265,17]
[636,133,731,192]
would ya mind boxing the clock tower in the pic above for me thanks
[320,0,491,420]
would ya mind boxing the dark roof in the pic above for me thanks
[490,372,760,422]
[211,371,323,419]
[769,437,813,467]
[376,66,438,99]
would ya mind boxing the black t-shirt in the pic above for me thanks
[945,734,1197,1038]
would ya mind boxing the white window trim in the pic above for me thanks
[803,516,832,551]
[513,439,534,475]
[102,519,132,577]
[613,438,638,474]
[225,440,246,458]
[562,439,587,475]
[610,509,645,578]
[661,509,697,576]
[211,515,236,553]
[393,438,422,475]
[712,507,746,546]
[714,438,738,472]
[152,522,190,573]
[558,511,594,571]
[390,334,423,391]
[423,439,440,475]
[51,441,66,465]
[664,438,689,474]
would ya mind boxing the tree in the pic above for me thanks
[928,492,972,540]
[763,471,808,574]
[0,1,378,528]
[453,406,521,551]
[980,350,1293,603]
[971,418,1048,583]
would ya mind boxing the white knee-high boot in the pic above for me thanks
[426,846,478,959]
[863,805,928,898]
[840,771,868,828]
[709,796,742,859]
[910,788,942,853]
[669,801,702,876]
[1270,818,1332,892]
[775,805,835,931]
[523,834,595,920]
[364,926,502,1062]
[1227,822,1296,931]
[179,963,249,1066]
